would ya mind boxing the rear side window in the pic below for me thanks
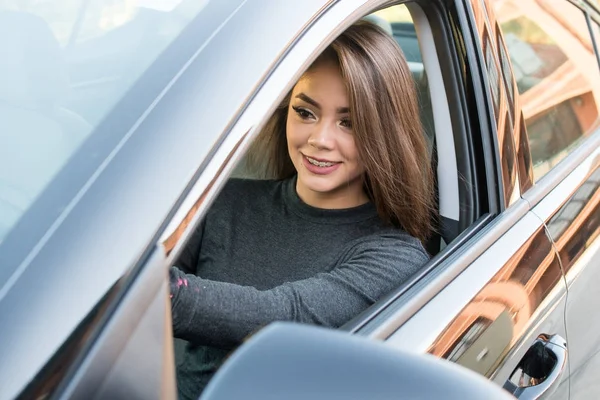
[494,1,600,181]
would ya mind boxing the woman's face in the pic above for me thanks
[286,61,367,209]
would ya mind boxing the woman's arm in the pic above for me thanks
[170,238,428,348]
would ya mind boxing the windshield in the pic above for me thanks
[0,0,208,243]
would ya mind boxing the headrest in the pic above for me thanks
[0,11,69,110]
[361,14,393,36]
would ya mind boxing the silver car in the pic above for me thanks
[0,0,599,399]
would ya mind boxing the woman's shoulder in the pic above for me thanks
[347,229,430,264]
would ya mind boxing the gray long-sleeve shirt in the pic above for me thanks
[171,177,429,399]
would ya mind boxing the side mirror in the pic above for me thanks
[200,323,515,400]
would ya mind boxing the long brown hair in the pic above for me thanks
[246,21,435,241]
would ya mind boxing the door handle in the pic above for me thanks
[503,334,567,400]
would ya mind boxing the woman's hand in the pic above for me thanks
[170,266,201,339]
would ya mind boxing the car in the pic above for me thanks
[0,0,599,399]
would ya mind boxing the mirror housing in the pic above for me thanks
[201,323,515,400]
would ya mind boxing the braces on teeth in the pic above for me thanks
[307,157,335,167]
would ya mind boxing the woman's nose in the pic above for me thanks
[308,121,335,149]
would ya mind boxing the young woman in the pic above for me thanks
[169,20,435,399]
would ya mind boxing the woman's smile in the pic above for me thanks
[302,154,342,175]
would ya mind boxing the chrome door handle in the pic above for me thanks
[503,334,567,400]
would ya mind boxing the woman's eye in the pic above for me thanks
[340,118,352,129]
[292,106,314,120]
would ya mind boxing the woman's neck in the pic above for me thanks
[295,181,369,210]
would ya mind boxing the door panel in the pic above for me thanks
[386,210,569,399]
[54,248,175,399]
[529,147,600,400]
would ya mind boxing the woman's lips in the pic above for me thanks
[302,154,341,175]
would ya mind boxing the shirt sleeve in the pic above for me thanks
[170,237,428,348]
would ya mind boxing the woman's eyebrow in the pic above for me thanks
[296,93,320,109]
[295,92,349,114]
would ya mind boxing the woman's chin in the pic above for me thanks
[297,171,338,190]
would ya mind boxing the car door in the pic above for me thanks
[488,1,600,398]
[534,145,600,400]
[514,2,600,399]
[348,0,571,398]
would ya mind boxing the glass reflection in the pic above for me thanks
[546,168,600,276]
[428,227,563,378]
[516,113,534,191]
[493,0,600,181]
[543,168,600,400]
[469,0,521,207]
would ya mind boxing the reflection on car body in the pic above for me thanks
[428,225,563,378]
